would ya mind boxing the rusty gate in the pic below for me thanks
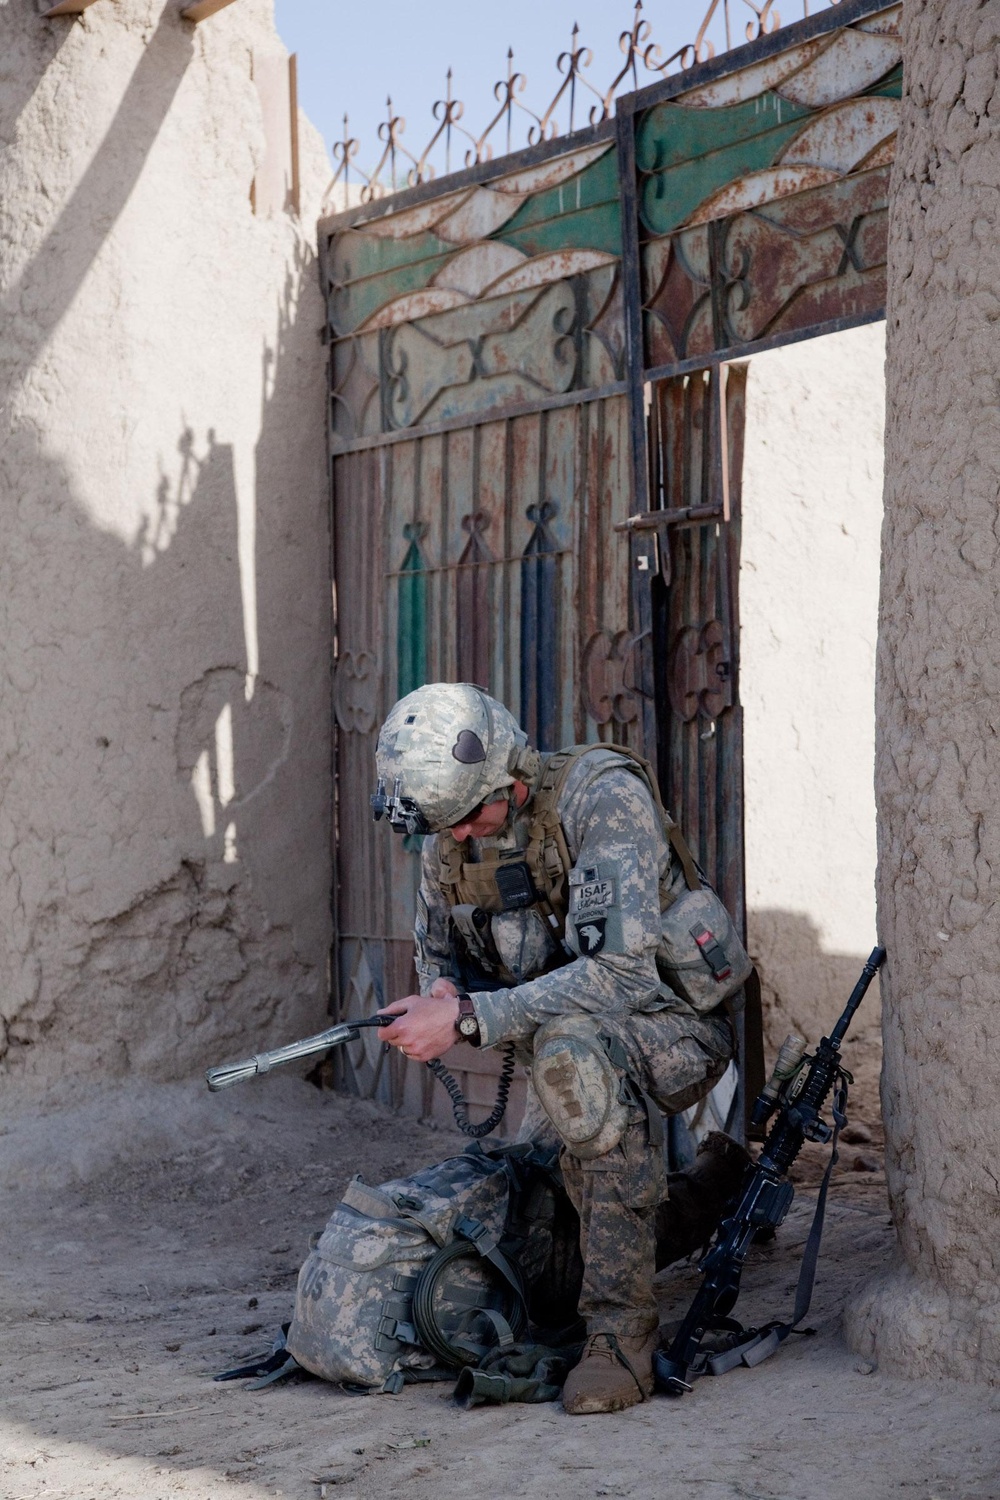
[319,0,900,1130]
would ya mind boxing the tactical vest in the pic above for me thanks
[433,743,701,935]
[433,743,754,1018]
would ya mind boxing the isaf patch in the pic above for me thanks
[575,917,607,955]
[569,865,617,917]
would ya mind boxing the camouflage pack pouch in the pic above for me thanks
[286,1149,522,1391]
[656,866,753,1014]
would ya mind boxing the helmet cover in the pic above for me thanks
[371,683,532,835]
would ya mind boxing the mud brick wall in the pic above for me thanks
[0,0,333,1089]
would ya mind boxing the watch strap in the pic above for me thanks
[456,991,481,1047]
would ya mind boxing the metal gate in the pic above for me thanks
[319,0,900,1127]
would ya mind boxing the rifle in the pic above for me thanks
[654,944,887,1396]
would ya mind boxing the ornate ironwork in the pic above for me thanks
[456,511,494,689]
[322,0,845,212]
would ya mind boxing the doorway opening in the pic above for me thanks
[740,321,885,1149]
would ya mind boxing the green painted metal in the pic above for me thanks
[492,149,621,248]
[331,227,457,290]
[330,263,624,442]
[329,247,455,338]
[639,107,809,238]
[326,0,899,1128]
[637,69,901,239]
[499,202,622,261]
[397,522,428,699]
[328,155,623,337]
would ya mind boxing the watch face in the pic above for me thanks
[458,1015,479,1037]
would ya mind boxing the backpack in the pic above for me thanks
[285,1144,577,1392]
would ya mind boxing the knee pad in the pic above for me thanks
[531,1015,628,1161]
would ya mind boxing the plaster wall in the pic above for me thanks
[740,324,885,1050]
[845,0,1000,1383]
[0,0,333,1092]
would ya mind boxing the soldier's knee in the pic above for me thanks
[531,1015,628,1160]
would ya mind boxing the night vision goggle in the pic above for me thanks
[371,778,432,836]
[371,779,509,837]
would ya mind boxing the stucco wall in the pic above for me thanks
[740,323,886,1050]
[845,0,1000,1383]
[0,0,332,1092]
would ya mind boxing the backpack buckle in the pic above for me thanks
[690,924,733,982]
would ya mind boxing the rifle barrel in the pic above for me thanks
[829,946,886,1048]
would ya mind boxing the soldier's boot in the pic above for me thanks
[655,1130,752,1269]
[562,1328,657,1415]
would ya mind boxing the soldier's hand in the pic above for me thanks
[378,982,460,1062]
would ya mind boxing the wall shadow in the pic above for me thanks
[0,0,78,143]
[1,233,330,1088]
[748,907,883,1056]
[0,4,195,364]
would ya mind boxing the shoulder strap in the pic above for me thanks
[596,743,701,897]
[525,742,703,931]
[524,748,591,936]
[433,830,465,896]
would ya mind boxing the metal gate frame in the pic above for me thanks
[318,0,900,1131]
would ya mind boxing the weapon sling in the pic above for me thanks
[656,946,886,1393]
[691,1074,848,1379]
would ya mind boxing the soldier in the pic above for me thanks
[372,683,740,1414]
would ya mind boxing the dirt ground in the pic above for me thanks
[2,1049,998,1500]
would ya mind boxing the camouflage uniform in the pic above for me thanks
[414,749,734,1339]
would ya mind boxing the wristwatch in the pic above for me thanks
[455,992,481,1047]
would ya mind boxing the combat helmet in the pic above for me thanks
[371,684,538,835]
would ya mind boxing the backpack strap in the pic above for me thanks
[523,750,580,940]
[341,1176,452,1246]
[434,831,465,898]
[593,742,701,901]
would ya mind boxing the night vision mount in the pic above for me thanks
[371,777,431,836]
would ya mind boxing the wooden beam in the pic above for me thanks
[181,0,238,20]
[42,0,101,16]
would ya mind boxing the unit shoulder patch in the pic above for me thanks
[574,917,607,956]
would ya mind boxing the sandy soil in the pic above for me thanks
[1,1056,997,1500]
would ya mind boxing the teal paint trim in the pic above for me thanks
[329,250,453,335]
[870,63,902,97]
[329,62,902,335]
[493,148,619,237]
[637,67,903,239]
[333,226,458,285]
[640,117,807,237]
[397,524,428,700]
[636,92,812,176]
[331,157,622,331]
[499,202,622,260]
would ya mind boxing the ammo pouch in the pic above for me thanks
[656,876,753,1014]
[286,1146,563,1392]
[655,808,752,1013]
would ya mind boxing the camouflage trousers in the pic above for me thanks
[516,1007,733,1339]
